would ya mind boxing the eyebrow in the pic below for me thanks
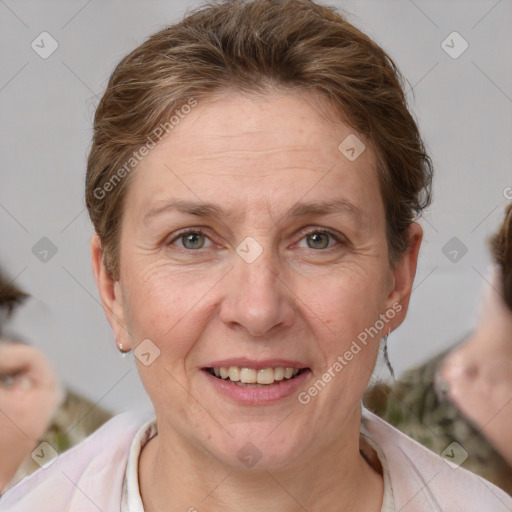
[143,198,365,226]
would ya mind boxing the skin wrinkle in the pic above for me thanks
[142,197,368,233]
[189,145,316,157]
[92,89,422,512]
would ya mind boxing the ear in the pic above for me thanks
[384,222,423,332]
[90,234,131,351]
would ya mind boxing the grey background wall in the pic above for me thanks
[1,0,511,414]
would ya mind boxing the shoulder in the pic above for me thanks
[0,410,153,512]
[361,407,512,511]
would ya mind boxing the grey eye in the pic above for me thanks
[181,232,206,249]
[306,232,331,249]
[0,373,16,388]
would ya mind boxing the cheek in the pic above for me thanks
[313,274,387,387]
[304,266,389,337]
[300,265,390,390]
[122,263,218,355]
[121,266,212,410]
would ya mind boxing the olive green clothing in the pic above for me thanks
[364,349,512,494]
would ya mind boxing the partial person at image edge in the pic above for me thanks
[365,204,512,494]
[0,271,113,495]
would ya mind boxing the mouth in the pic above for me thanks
[205,366,308,387]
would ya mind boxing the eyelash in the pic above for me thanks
[167,227,345,251]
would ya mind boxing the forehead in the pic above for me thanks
[126,90,381,223]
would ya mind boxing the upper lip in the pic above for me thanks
[204,358,309,370]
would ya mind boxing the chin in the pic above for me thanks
[207,423,309,471]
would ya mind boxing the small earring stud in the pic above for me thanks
[116,341,131,355]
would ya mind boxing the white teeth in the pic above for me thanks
[274,367,285,381]
[211,366,303,385]
[228,366,240,382]
[257,368,274,385]
[240,368,257,384]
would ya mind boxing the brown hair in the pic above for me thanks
[0,267,28,334]
[489,203,512,311]
[86,0,433,279]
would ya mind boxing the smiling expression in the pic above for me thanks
[93,89,420,469]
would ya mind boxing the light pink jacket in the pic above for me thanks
[1,408,511,511]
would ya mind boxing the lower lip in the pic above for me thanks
[202,369,311,405]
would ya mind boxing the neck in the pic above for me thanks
[458,267,512,365]
[139,406,383,512]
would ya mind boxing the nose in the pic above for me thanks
[219,247,296,337]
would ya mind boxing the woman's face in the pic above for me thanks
[93,90,421,469]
